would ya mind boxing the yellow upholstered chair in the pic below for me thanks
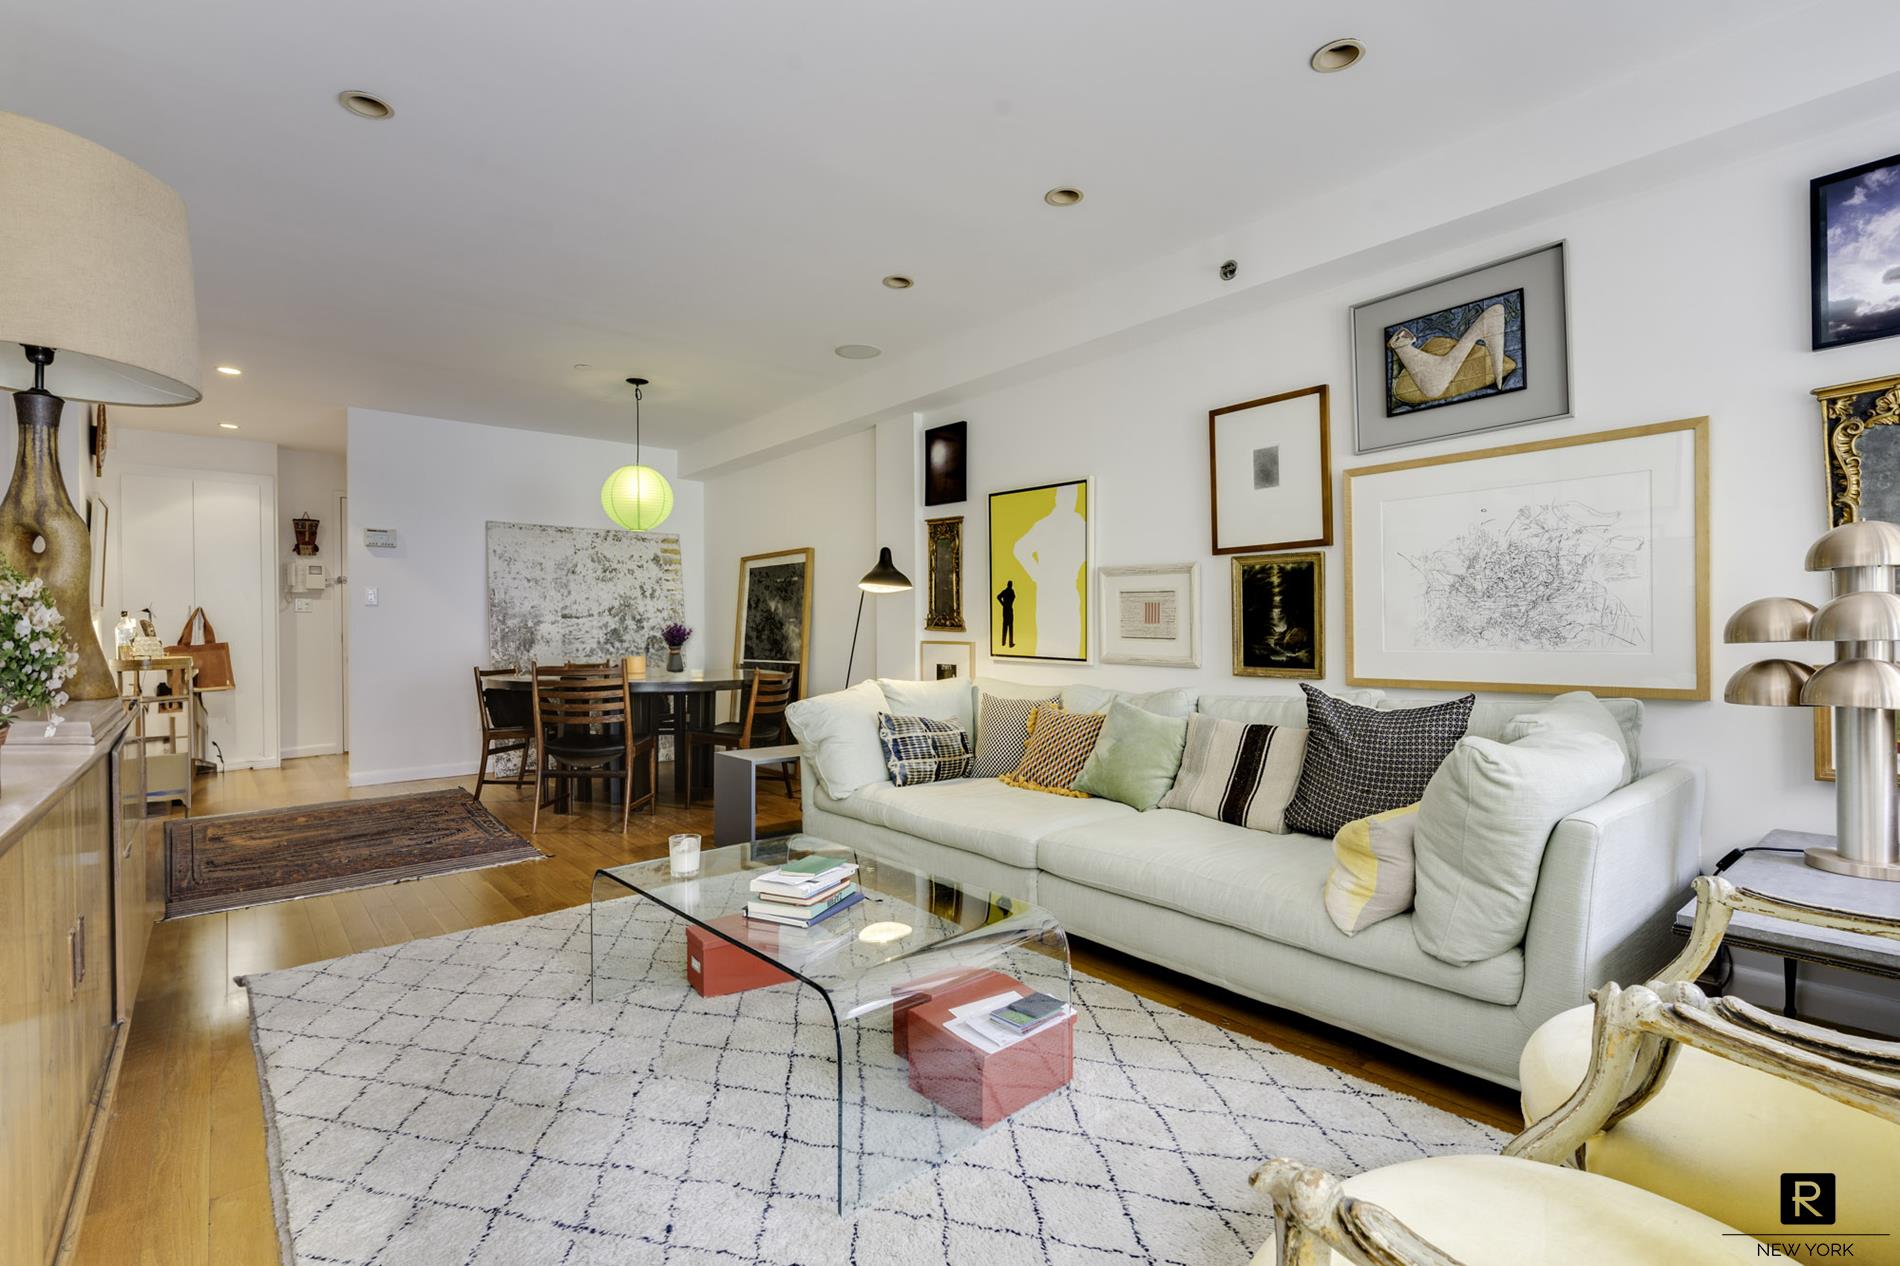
[1249,918,1900,1263]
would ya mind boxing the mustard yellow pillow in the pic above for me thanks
[1324,802,1421,935]
[999,705,1106,797]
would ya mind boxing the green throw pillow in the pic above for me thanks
[1073,698,1190,811]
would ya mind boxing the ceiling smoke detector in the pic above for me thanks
[834,344,882,360]
[882,275,914,290]
[338,90,394,120]
[1043,187,1084,207]
[1309,39,1365,73]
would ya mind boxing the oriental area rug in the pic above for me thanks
[166,789,544,918]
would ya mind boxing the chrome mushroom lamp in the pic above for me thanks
[1726,520,1900,880]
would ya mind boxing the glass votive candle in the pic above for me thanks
[668,833,702,877]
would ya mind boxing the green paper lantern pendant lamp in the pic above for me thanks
[601,376,673,531]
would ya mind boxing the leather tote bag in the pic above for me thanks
[167,606,235,691]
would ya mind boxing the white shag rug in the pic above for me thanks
[242,904,1503,1265]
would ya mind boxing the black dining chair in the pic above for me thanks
[528,662,656,833]
[473,666,532,800]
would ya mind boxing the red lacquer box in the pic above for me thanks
[684,915,794,997]
[904,975,1075,1128]
[890,967,1021,1056]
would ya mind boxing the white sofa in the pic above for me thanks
[796,681,1704,1087]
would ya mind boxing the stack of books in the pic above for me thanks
[746,855,862,928]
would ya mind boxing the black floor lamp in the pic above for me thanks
[844,546,912,686]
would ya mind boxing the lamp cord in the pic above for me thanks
[634,381,643,467]
[845,590,866,687]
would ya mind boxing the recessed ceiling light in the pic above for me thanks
[338,90,394,120]
[573,363,592,370]
[881,275,913,290]
[215,365,242,376]
[834,344,882,360]
[1043,187,1084,207]
[219,422,239,430]
[1309,38,1365,73]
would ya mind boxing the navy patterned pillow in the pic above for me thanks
[1281,685,1474,838]
[877,713,973,786]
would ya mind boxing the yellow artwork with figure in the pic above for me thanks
[988,479,1090,661]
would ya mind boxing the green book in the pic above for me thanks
[781,854,849,876]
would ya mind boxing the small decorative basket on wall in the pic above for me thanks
[292,512,320,557]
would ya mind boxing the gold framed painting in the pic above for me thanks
[924,515,964,631]
[1231,552,1323,679]
[1818,372,1900,527]
[734,547,813,697]
[1344,417,1710,698]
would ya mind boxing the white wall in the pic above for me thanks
[277,448,346,757]
[704,102,1900,1028]
[702,428,877,700]
[345,407,705,786]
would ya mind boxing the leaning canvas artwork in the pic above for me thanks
[1383,288,1525,416]
[735,548,813,693]
[485,522,684,667]
[989,479,1090,661]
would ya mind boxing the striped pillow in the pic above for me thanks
[970,691,1059,778]
[877,713,972,786]
[999,705,1106,797]
[1159,715,1308,833]
[1324,803,1420,935]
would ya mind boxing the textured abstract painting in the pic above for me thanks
[485,521,683,668]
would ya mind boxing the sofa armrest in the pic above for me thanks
[1517,761,1705,1028]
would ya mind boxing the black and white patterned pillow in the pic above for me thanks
[969,692,1059,778]
[1281,685,1473,838]
[877,712,973,786]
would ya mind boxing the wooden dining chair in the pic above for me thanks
[472,666,532,800]
[529,662,657,833]
[685,669,796,805]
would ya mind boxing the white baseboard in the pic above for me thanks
[347,759,479,788]
[282,743,342,759]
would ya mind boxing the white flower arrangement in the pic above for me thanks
[0,561,79,736]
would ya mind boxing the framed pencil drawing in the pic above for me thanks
[1209,384,1332,554]
[1344,417,1709,699]
[1351,242,1571,453]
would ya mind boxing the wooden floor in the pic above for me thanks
[71,756,1518,1266]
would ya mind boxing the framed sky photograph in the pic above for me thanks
[1812,151,1900,350]
[1350,243,1571,453]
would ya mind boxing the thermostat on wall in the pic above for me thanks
[364,528,398,549]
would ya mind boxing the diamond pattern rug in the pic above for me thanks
[242,905,1503,1265]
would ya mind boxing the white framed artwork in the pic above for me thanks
[919,639,975,682]
[1098,563,1200,668]
[1344,417,1709,699]
[1209,385,1332,554]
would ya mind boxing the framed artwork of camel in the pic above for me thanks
[1350,242,1571,453]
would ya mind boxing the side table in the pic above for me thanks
[712,743,801,846]
[1673,829,1900,1019]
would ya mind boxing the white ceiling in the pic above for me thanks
[0,0,1834,455]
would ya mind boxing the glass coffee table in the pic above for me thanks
[590,836,1072,1212]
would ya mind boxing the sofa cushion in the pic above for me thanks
[785,679,890,800]
[1324,802,1420,935]
[829,778,1137,869]
[1196,687,1383,728]
[1037,809,1523,1005]
[1412,729,1628,965]
[1419,696,1644,772]
[1158,714,1307,833]
[1282,686,1474,839]
[1499,692,1636,787]
[1000,705,1106,796]
[876,712,972,786]
[1060,684,1199,718]
[1073,698,1190,810]
[969,690,1060,777]
[877,677,975,736]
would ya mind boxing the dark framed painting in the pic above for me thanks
[1811,152,1900,350]
[1350,242,1570,453]
[1230,551,1322,679]
[1818,372,1900,527]
[923,515,964,630]
[734,547,813,696]
[1209,383,1332,553]
[924,420,968,505]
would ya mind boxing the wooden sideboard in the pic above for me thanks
[0,699,154,1266]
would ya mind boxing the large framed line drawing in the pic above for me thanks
[734,547,814,697]
[988,479,1091,662]
[1344,417,1709,699]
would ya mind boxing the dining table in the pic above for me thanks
[498,670,754,805]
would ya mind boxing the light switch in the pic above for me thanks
[364,587,379,607]
[293,598,313,614]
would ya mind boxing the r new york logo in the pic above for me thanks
[1781,1174,1835,1227]
[1733,1173,1887,1258]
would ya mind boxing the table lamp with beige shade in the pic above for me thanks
[1726,519,1900,880]
[0,111,201,699]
